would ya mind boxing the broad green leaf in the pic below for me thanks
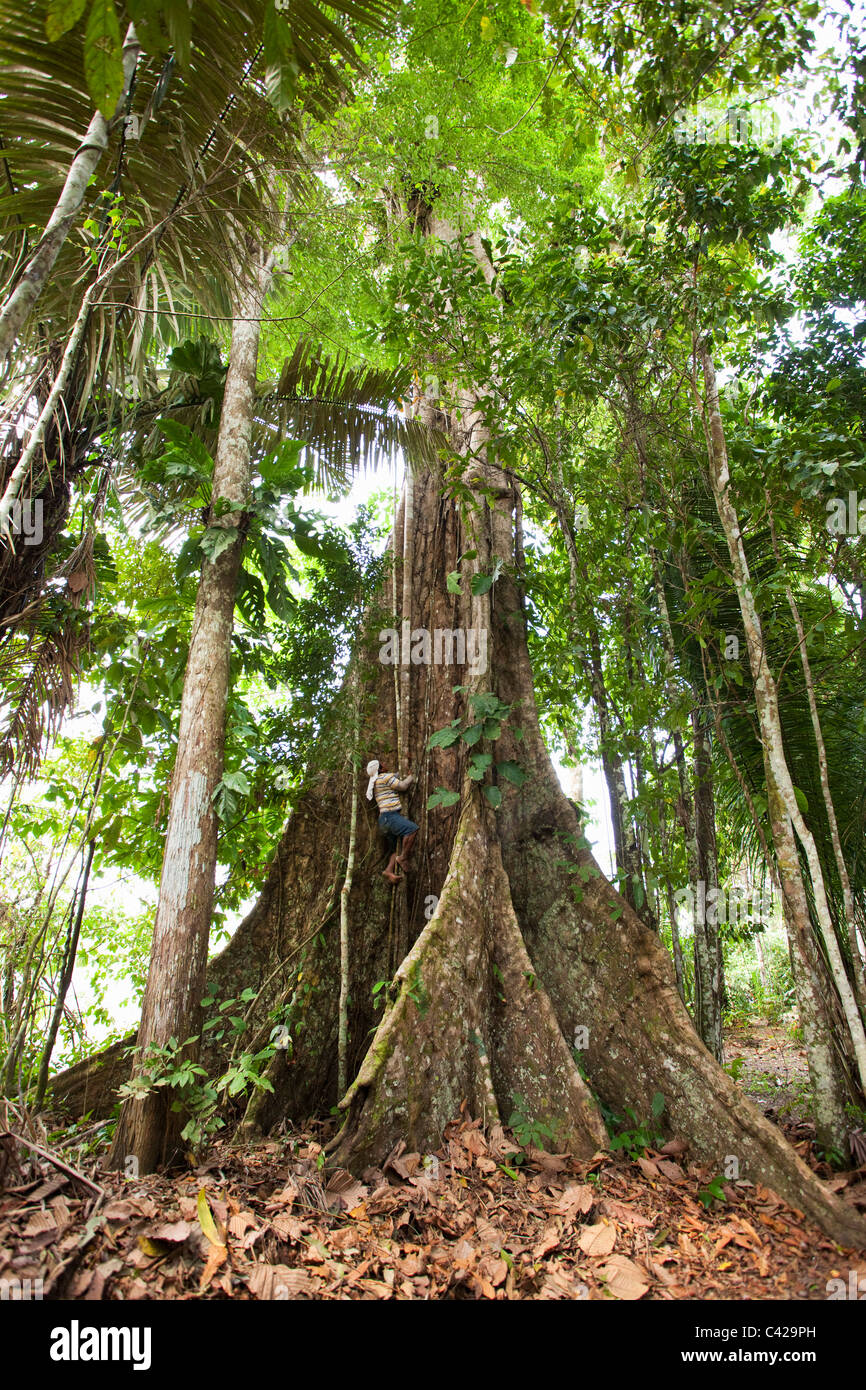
[158,420,215,477]
[175,534,203,583]
[468,752,492,780]
[221,770,251,795]
[427,725,461,749]
[496,760,527,786]
[483,784,502,808]
[200,526,240,563]
[460,722,483,746]
[446,571,463,594]
[427,787,460,809]
[259,439,305,489]
[236,568,265,627]
[84,0,124,114]
[46,0,88,42]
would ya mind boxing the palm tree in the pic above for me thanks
[0,0,397,766]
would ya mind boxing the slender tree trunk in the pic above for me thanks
[754,925,769,990]
[766,501,866,1020]
[621,583,657,930]
[399,465,414,775]
[562,520,644,916]
[109,242,275,1173]
[0,26,140,363]
[696,341,861,1141]
[338,702,361,1098]
[33,840,96,1109]
[692,705,725,1060]
[646,539,716,1035]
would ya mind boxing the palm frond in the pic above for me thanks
[117,337,441,536]
[258,338,442,485]
[0,608,81,778]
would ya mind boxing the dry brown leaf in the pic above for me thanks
[463,1131,487,1158]
[527,1147,570,1172]
[578,1221,616,1257]
[452,1238,476,1264]
[637,1156,659,1179]
[656,1159,685,1182]
[325,1169,368,1212]
[481,1256,508,1288]
[600,1254,649,1300]
[199,1241,227,1292]
[22,1210,56,1237]
[555,1183,594,1218]
[602,1199,654,1227]
[247,1263,315,1299]
[151,1220,192,1244]
[84,1258,122,1301]
[276,1212,307,1245]
[49,1197,73,1230]
[228,1212,258,1239]
[533,1223,560,1259]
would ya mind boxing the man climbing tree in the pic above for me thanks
[366,757,418,883]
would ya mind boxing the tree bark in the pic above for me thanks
[767,501,866,1020]
[109,243,274,1173]
[54,449,866,1245]
[695,341,859,1146]
[0,26,140,364]
[52,349,866,1248]
[692,705,725,1061]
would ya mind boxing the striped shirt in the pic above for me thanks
[374,773,402,812]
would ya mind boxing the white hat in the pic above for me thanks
[365,759,380,800]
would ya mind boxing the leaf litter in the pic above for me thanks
[1,1115,863,1301]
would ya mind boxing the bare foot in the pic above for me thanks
[383,868,401,884]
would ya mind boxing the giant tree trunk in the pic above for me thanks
[54,404,866,1246]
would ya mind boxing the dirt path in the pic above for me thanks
[725,1022,812,1127]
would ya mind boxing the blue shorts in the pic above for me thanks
[378,810,418,840]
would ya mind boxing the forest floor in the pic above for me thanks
[2,1119,865,1301]
[725,1021,812,1128]
[1,1022,864,1301]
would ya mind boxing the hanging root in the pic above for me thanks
[329,796,608,1171]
